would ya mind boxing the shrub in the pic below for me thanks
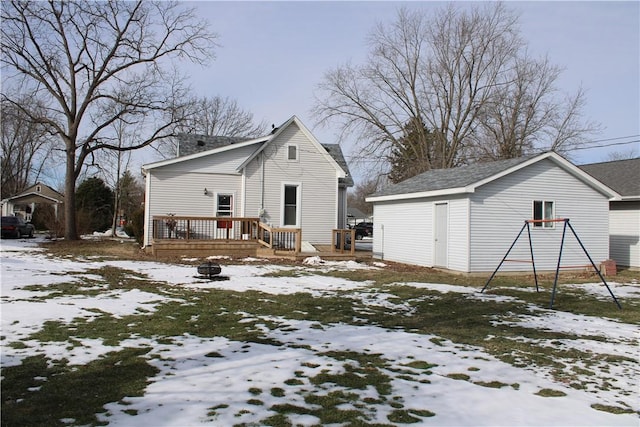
[129,207,145,245]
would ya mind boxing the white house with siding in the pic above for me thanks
[141,116,352,249]
[580,158,640,270]
[366,152,620,273]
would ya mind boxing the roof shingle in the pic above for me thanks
[579,158,640,198]
[176,134,253,157]
[371,155,537,197]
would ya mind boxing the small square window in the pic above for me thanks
[287,144,298,161]
[533,200,554,228]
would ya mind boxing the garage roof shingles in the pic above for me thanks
[371,155,536,197]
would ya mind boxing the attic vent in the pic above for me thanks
[196,140,205,147]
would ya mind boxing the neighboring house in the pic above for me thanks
[366,152,620,273]
[1,183,64,221]
[347,207,372,228]
[580,158,640,270]
[141,116,353,253]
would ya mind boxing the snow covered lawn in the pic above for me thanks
[1,237,638,426]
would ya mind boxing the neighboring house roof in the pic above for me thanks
[1,182,64,204]
[323,143,354,187]
[367,151,620,203]
[142,116,353,186]
[347,207,367,218]
[579,158,640,201]
[177,134,251,157]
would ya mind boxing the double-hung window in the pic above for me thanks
[533,200,554,228]
[283,185,298,226]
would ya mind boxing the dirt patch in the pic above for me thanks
[39,238,148,261]
[36,238,638,285]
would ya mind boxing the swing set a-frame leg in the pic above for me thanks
[526,221,539,292]
[549,219,621,310]
[482,222,532,293]
[567,220,622,309]
[484,218,621,310]
[549,220,568,309]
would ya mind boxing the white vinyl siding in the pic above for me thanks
[244,122,338,244]
[144,170,242,245]
[372,199,433,267]
[609,201,640,268]
[370,157,611,273]
[243,154,264,219]
[372,196,468,270]
[158,144,259,174]
[469,159,610,272]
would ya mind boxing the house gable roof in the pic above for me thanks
[236,116,348,182]
[578,157,640,200]
[142,116,352,185]
[142,136,269,172]
[177,134,251,157]
[367,152,620,203]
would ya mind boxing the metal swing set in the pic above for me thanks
[481,218,622,310]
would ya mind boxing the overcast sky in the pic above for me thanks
[156,1,640,183]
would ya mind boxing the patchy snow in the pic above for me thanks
[88,228,131,239]
[1,237,638,426]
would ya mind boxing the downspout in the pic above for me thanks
[142,167,151,249]
[260,152,265,220]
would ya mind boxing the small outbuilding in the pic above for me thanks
[366,152,620,273]
[580,158,640,270]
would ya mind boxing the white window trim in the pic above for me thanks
[215,191,236,217]
[532,199,555,229]
[280,182,301,227]
[286,143,299,162]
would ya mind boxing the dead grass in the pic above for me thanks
[2,238,637,425]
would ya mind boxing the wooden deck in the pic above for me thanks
[149,241,372,261]
[148,215,371,261]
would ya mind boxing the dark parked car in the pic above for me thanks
[1,216,35,238]
[353,222,373,239]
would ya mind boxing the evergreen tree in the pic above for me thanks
[388,119,438,184]
[76,177,114,233]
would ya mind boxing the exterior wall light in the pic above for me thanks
[204,188,209,196]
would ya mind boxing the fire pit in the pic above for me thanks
[197,262,222,279]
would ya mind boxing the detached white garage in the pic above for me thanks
[366,152,620,273]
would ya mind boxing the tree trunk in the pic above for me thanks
[64,146,78,240]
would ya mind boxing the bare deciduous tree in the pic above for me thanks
[160,95,268,157]
[181,96,267,137]
[0,97,56,199]
[347,175,383,217]
[606,148,639,161]
[314,3,598,181]
[1,0,217,239]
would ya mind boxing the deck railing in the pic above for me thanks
[333,229,356,255]
[257,222,302,252]
[152,216,260,241]
[151,216,302,253]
